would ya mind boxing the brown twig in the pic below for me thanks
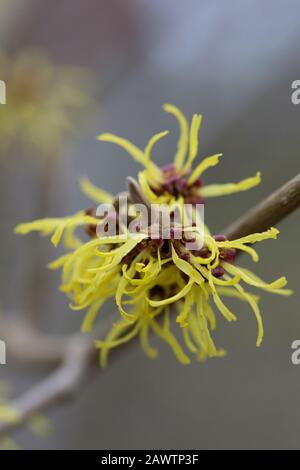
[0,324,103,436]
[1,173,300,437]
[0,316,67,366]
[224,173,300,240]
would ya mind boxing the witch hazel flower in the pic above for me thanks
[15,177,292,366]
[97,104,261,206]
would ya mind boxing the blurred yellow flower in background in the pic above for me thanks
[0,380,51,449]
[0,49,93,156]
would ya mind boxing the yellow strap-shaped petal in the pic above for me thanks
[81,298,106,332]
[97,133,161,180]
[115,273,137,322]
[203,299,217,330]
[145,130,169,161]
[149,316,190,364]
[147,277,194,307]
[187,154,222,185]
[224,227,279,245]
[138,170,160,201]
[171,244,204,286]
[176,290,194,327]
[15,213,100,247]
[216,286,260,303]
[208,271,237,321]
[97,133,146,165]
[140,321,158,359]
[194,294,217,356]
[181,113,202,175]
[163,103,189,170]
[233,281,263,347]
[95,322,140,349]
[217,240,259,262]
[79,176,113,204]
[200,172,261,197]
[97,321,139,367]
[63,225,83,250]
[193,262,240,287]
[90,235,146,273]
[182,326,198,353]
[47,253,71,270]
[63,236,115,277]
[231,265,292,296]
[223,262,290,294]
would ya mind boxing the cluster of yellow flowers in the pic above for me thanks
[99,103,261,205]
[16,104,292,366]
